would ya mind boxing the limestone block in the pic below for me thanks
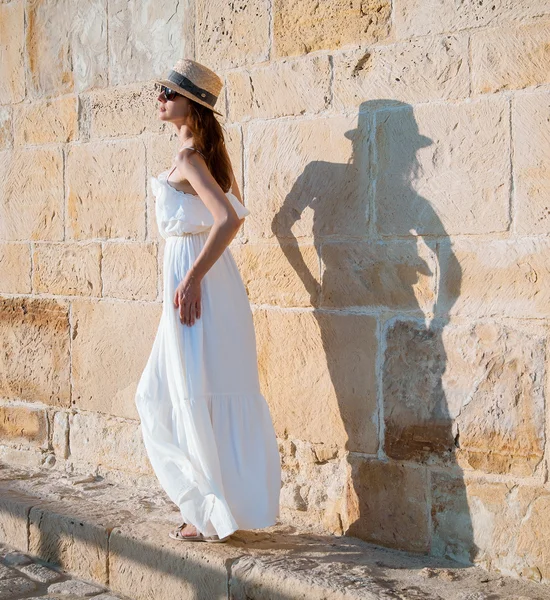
[513,92,550,235]
[52,411,69,460]
[109,520,230,600]
[226,55,331,121]
[108,0,184,86]
[438,238,550,318]
[382,318,546,477]
[0,405,48,450]
[254,309,378,453]
[273,0,392,58]
[471,20,550,94]
[68,411,151,475]
[246,115,371,241]
[32,242,101,297]
[71,299,161,419]
[0,147,64,241]
[0,1,25,104]
[101,242,158,301]
[28,498,125,584]
[0,297,70,406]
[0,106,13,149]
[375,96,510,236]
[432,472,550,580]
[0,243,31,294]
[0,489,36,554]
[345,455,429,553]
[320,240,436,312]
[13,96,78,146]
[231,243,321,307]
[196,0,270,70]
[26,0,108,95]
[394,0,550,38]
[332,34,469,110]
[66,139,146,240]
[85,84,166,140]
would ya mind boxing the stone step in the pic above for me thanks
[0,463,548,600]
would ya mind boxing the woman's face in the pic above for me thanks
[157,88,191,123]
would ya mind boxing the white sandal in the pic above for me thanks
[168,522,230,543]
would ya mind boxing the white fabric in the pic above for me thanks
[135,173,281,539]
[152,170,251,237]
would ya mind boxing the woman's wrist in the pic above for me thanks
[188,264,203,282]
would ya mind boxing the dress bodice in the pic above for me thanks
[150,170,251,238]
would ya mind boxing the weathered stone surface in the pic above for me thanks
[0,406,48,450]
[71,300,161,418]
[231,243,321,307]
[0,244,31,294]
[273,0,392,58]
[52,412,69,460]
[394,0,550,38]
[196,0,270,70]
[26,0,108,96]
[0,490,36,564]
[0,1,25,104]
[0,575,36,597]
[2,464,550,598]
[383,318,546,477]
[226,55,331,121]
[85,84,165,140]
[438,238,550,318]
[246,115,371,241]
[254,309,378,453]
[66,139,146,240]
[47,579,106,596]
[101,242,158,301]
[321,240,436,311]
[432,473,550,580]
[471,20,550,94]
[109,520,229,600]
[68,411,150,475]
[13,97,78,146]
[513,92,550,235]
[345,456,429,553]
[279,438,348,534]
[28,497,124,586]
[32,243,101,297]
[0,148,64,241]
[375,96,510,236]
[18,562,62,583]
[0,298,70,407]
[0,107,12,149]
[333,34,469,109]
[108,1,184,87]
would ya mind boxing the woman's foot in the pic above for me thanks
[178,524,199,537]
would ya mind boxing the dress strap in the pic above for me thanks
[167,147,206,179]
[179,146,206,159]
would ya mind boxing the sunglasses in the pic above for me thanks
[155,83,181,101]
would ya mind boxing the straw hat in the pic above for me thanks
[155,58,223,116]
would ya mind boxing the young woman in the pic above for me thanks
[135,59,281,543]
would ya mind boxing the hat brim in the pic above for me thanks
[154,79,224,117]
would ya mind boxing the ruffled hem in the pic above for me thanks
[151,174,250,237]
[136,388,281,538]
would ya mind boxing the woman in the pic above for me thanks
[135,59,281,543]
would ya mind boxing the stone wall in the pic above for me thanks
[1,0,550,585]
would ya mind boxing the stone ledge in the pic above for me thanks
[0,463,548,600]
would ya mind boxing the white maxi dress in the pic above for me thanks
[135,162,281,540]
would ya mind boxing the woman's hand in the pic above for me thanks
[173,270,202,326]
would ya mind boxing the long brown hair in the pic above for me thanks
[185,99,232,193]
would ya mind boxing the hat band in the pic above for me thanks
[167,70,218,108]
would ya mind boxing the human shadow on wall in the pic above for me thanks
[270,99,475,565]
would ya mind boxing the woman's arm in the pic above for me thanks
[174,148,242,282]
